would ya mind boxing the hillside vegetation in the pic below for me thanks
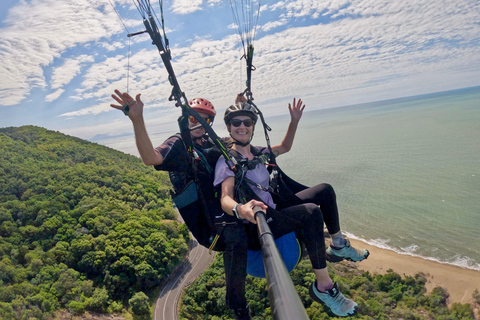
[0,126,189,319]
[181,255,478,319]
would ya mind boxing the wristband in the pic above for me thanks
[232,203,242,219]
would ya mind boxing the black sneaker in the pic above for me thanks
[233,305,252,320]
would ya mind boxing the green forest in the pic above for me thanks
[0,126,189,319]
[1,126,479,320]
[181,255,479,320]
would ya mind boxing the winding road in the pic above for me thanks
[154,239,215,320]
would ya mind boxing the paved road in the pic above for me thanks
[154,239,215,320]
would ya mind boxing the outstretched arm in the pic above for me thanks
[110,90,164,166]
[220,176,267,224]
[271,98,305,156]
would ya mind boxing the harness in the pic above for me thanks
[227,147,272,202]
[224,146,309,278]
[226,146,306,210]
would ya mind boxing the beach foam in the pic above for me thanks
[344,232,480,271]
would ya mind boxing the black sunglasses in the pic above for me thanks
[230,119,255,127]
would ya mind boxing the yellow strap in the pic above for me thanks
[208,234,220,255]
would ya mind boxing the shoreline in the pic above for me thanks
[349,238,480,305]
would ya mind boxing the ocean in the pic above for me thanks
[96,86,480,271]
[261,86,480,271]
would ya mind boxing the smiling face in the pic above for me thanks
[227,115,255,144]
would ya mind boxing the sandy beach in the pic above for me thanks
[349,239,480,306]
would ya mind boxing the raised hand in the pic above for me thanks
[110,89,144,120]
[288,98,305,123]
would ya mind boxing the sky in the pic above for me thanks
[1,0,479,146]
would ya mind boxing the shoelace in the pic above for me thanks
[330,289,347,306]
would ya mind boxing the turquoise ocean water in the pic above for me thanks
[97,86,480,271]
[261,86,480,271]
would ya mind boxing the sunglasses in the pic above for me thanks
[189,115,212,125]
[230,119,255,127]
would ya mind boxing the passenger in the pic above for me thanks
[110,90,216,189]
[214,101,369,319]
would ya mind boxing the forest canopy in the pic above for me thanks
[180,255,477,320]
[0,126,189,319]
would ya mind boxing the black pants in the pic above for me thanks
[295,183,340,235]
[221,183,341,309]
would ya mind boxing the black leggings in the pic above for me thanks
[267,202,327,270]
[295,183,341,235]
[267,183,342,269]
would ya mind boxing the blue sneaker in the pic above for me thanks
[326,239,369,262]
[309,282,358,317]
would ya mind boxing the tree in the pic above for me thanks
[134,262,160,291]
[129,291,150,317]
[85,287,110,313]
[1,126,186,318]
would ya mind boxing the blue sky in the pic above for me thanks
[1,0,479,144]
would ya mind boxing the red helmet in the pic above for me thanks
[189,98,216,117]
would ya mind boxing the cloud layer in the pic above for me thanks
[0,0,479,140]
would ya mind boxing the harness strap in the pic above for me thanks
[226,147,276,199]
[209,215,239,254]
[194,146,213,174]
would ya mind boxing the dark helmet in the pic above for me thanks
[189,98,216,117]
[224,102,258,125]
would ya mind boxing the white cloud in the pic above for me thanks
[71,48,173,104]
[63,35,241,117]
[1,0,480,144]
[45,89,65,102]
[0,0,127,106]
[60,101,112,117]
[100,41,126,52]
[58,0,480,121]
[260,4,270,12]
[50,55,94,90]
[272,0,355,18]
[172,0,203,14]
[260,19,288,32]
[238,0,480,109]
